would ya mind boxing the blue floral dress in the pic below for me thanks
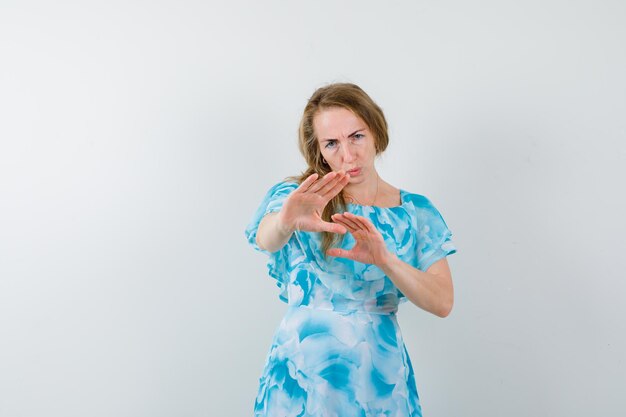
[244,180,457,417]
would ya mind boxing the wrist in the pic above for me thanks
[378,251,399,271]
[276,211,296,236]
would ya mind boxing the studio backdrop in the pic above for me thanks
[0,1,624,416]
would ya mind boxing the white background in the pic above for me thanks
[1,1,624,416]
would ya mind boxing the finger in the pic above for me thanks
[317,172,346,197]
[331,218,355,234]
[326,247,355,260]
[333,213,361,231]
[296,173,319,193]
[343,212,376,233]
[307,171,337,194]
[321,221,347,235]
[321,174,350,200]
[334,218,361,235]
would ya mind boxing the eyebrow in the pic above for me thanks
[321,128,365,142]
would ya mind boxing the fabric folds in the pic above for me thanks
[244,180,458,417]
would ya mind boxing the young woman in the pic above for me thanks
[245,83,457,417]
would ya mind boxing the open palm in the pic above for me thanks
[279,171,351,235]
[326,212,391,266]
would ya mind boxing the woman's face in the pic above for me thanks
[313,106,377,183]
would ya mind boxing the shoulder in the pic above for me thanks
[265,180,299,195]
[402,191,437,209]
[257,181,300,210]
[402,191,449,222]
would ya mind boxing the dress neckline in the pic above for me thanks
[346,189,407,210]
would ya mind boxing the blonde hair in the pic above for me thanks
[284,82,390,259]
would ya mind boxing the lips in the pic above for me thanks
[347,168,361,175]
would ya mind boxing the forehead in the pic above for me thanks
[313,107,367,139]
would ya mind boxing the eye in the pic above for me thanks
[353,133,364,140]
[325,140,337,149]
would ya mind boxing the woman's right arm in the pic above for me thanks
[254,171,350,253]
[256,211,295,253]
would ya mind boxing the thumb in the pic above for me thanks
[326,248,344,257]
[327,248,353,259]
[322,221,347,235]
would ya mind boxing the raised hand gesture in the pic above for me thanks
[278,171,350,235]
[326,212,393,267]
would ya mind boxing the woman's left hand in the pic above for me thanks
[326,212,393,267]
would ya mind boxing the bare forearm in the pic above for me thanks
[379,254,453,318]
[256,212,295,253]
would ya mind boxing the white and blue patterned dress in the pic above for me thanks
[244,181,457,417]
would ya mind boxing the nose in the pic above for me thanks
[341,143,356,163]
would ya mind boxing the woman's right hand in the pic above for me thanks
[277,171,350,235]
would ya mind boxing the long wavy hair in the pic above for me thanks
[284,82,390,259]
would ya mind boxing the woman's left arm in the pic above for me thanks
[329,211,454,318]
[378,255,454,318]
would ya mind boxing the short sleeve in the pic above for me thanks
[244,181,299,255]
[244,181,300,304]
[412,196,457,272]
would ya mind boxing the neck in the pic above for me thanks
[344,171,380,205]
